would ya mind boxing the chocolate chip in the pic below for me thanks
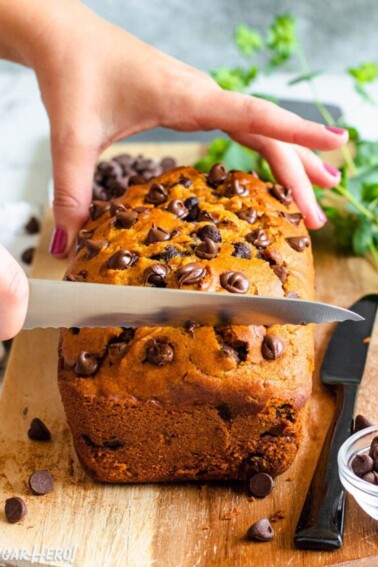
[286,236,310,252]
[225,178,249,197]
[270,184,292,206]
[145,338,174,365]
[4,497,27,523]
[167,199,189,219]
[179,176,193,188]
[354,414,375,433]
[272,265,288,284]
[21,247,35,265]
[220,344,239,361]
[143,263,170,286]
[96,160,123,186]
[184,320,201,336]
[362,471,378,484]
[247,518,274,542]
[279,211,304,226]
[351,454,374,477]
[107,250,138,269]
[108,342,129,363]
[92,181,108,201]
[197,210,218,224]
[90,200,110,220]
[107,177,129,199]
[28,418,51,442]
[145,183,168,205]
[65,271,87,282]
[262,335,284,360]
[77,229,94,248]
[160,157,177,172]
[146,224,171,244]
[24,216,40,234]
[128,174,147,186]
[249,473,275,498]
[176,263,206,286]
[232,242,251,259]
[216,404,233,421]
[110,203,126,216]
[198,224,222,243]
[114,210,139,229]
[195,237,219,260]
[220,271,249,294]
[246,229,271,249]
[84,239,107,259]
[29,470,54,495]
[207,163,227,187]
[151,245,181,261]
[369,436,378,458]
[74,352,99,376]
[184,197,200,221]
[237,207,257,224]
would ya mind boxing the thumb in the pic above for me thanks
[0,245,29,340]
[49,139,98,258]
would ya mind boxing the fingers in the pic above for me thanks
[195,87,348,151]
[229,132,326,229]
[50,136,98,258]
[294,146,341,187]
[0,245,29,340]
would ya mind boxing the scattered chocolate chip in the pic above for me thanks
[286,236,310,252]
[247,518,274,542]
[225,178,249,197]
[107,178,129,199]
[84,239,107,259]
[351,454,374,477]
[184,197,200,221]
[5,497,27,523]
[160,157,177,172]
[146,224,171,244]
[96,160,123,186]
[197,210,218,224]
[28,418,51,442]
[145,183,169,205]
[24,216,40,234]
[279,211,304,226]
[354,415,375,433]
[167,199,189,219]
[145,338,174,366]
[232,242,251,259]
[249,473,275,498]
[143,263,170,287]
[220,271,249,294]
[92,181,108,201]
[246,229,271,249]
[74,352,99,376]
[29,470,54,495]
[128,174,147,186]
[150,245,181,261]
[195,237,219,260]
[270,184,292,206]
[179,176,193,188]
[237,207,257,224]
[262,335,284,360]
[107,249,138,269]
[362,471,378,484]
[184,320,201,336]
[21,247,35,265]
[89,200,110,220]
[114,210,139,229]
[207,163,227,187]
[176,263,206,286]
[198,224,222,243]
[272,265,288,284]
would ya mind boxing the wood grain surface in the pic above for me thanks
[0,143,377,567]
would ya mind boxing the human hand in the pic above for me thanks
[0,246,29,340]
[1,0,348,258]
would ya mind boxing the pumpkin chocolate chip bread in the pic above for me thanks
[58,162,315,483]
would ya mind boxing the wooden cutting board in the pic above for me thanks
[0,143,377,567]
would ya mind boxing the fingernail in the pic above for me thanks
[49,227,67,256]
[317,204,327,224]
[323,162,341,177]
[325,126,347,136]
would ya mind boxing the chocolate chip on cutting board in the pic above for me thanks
[247,518,275,542]
[28,470,54,495]
[249,473,275,498]
[27,418,51,442]
[4,497,27,523]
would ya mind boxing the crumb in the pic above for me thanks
[363,337,371,344]
[285,477,292,482]
[202,525,210,530]
[269,510,285,523]
[247,496,255,503]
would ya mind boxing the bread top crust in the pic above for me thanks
[59,165,314,410]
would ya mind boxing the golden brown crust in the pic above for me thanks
[58,165,314,482]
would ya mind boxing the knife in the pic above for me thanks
[22,278,363,329]
[294,294,378,551]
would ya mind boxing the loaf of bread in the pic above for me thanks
[58,161,314,483]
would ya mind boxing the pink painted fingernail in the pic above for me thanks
[49,227,67,256]
[323,162,341,177]
[317,204,327,224]
[325,126,347,135]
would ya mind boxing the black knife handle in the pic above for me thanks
[294,382,358,550]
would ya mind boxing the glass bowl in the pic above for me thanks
[338,425,378,520]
